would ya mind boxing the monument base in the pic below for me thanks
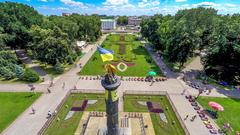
[75,112,154,135]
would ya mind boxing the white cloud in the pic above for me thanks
[176,0,187,2]
[224,3,237,8]
[138,0,160,8]
[60,0,87,8]
[39,6,70,11]
[103,0,128,6]
[193,2,217,7]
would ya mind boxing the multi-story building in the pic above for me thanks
[128,17,142,26]
[101,19,116,30]
[62,13,71,16]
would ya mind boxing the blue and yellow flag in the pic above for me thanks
[97,46,114,62]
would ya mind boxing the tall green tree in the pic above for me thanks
[117,16,128,25]
[0,2,43,48]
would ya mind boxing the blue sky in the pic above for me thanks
[1,0,240,15]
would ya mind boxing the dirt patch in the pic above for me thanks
[152,102,162,109]
[118,42,126,55]
[72,100,82,107]
[110,61,135,67]
[120,34,125,41]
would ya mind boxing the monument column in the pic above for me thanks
[101,70,121,135]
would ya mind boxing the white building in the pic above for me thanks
[128,17,142,26]
[101,19,116,30]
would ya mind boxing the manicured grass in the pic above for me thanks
[0,92,41,133]
[124,95,185,135]
[80,34,163,76]
[198,97,240,134]
[44,93,105,135]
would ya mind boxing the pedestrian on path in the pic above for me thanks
[47,88,51,94]
[62,82,65,89]
[30,86,36,94]
[181,89,187,95]
[184,115,189,120]
[207,88,212,95]
[50,81,54,87]
[79,63,82,68]
[31,107,36,114]
[150,77,155,86]
[191,115,197,121]
[47,110,52,118]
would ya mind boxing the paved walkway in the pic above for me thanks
[145,45,177,78]
[0,84,48,92]
[2,35,233,135]
[2,35,107,135]
[15,49,51,82]
[183,56,203,72]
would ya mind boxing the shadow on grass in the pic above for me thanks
[132,46,147,55]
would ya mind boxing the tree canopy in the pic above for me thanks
[117,16,128,25]
[141,7,240,83]
[0,2,102,81]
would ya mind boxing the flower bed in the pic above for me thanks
[146,101,164,113]
[71,100,88,111]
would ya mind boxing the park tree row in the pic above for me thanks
[0,2,102,81]
[141,7,240,84]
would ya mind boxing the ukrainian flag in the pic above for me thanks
[97,46,114,62]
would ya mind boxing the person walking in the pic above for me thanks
[48,110,52,118]
[47,88,51,94]
[181,89,187,95]
[191,115,197,121]
[207,88,212,95]
[30,86,36,94]
[62,82,65,89]
[150,76,155,86]
[79,63,82,68]
[184,115,189,120]
[50,81,54,87]
[31,107,36,114]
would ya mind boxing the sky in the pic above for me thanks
[1,0,240,16]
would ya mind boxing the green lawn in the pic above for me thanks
[44,93,105,135]
[80,34,163,76]
[124,95,185,135]
[198,97,240,135]
[0,92,41,133]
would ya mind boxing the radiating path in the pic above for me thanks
[1,34,233,135]
[1,35,107,135]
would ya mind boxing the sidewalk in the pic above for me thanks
[0,84,48,92]
[2,35,107,135]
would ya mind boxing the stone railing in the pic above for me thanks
[124,90,167,95]
[37,90,71,135]
[38,89,190,135]
[123,90,190,135]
